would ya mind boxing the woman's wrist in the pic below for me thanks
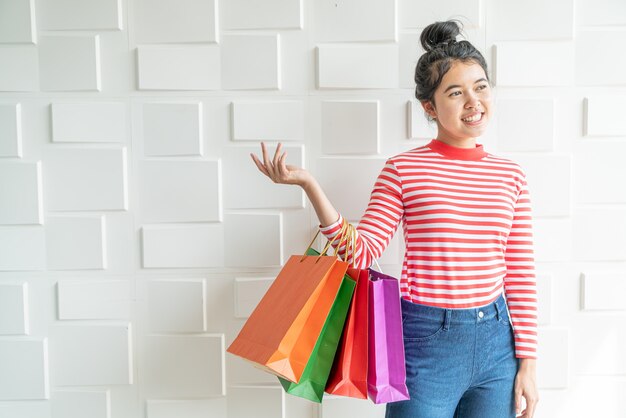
[519,358,537,371]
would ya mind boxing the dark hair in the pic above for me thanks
[415,20,490,120]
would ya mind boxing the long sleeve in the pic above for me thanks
[503,174,538,359]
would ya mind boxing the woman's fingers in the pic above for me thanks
[250,153,270,177]
[272,142,282,168]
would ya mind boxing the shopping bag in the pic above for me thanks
[367,268,410,404]
[227,227,350,383]
[278,247,356,402]
[324,267,369,399]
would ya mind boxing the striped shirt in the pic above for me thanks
[320,139,538,359]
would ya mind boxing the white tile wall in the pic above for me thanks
[147,279,206,332]
[142,102,202,156]
[146,399,227,418]
[38,35,101,91]
[536,274,552,325]
[231,101,304,141]
[0,339,49,400]
[578,0,626,26]
[0,103,22,157]
[572,315,626,375]
[51,390,110,418]
[40,0,122,30]
[573,208,626,261]
[0,225,46,271]
[584,96,626,136]
[533,218,573,262]
[234,277,274,318]
[51,102,126,143]
[0,45,39,91]
[224,213,283,267]
[494,42,574,86]
[313,0,396,42]
[0,401,50,418]
[487,0,573,40]
[0,283,29,335]
[0,160,42,224]
[574,141,626,203]
[496,99,555,151]
[57,280,131,320]
[581,273,626,311]
[222,0,302,29]
[576,30,626,85]
[321,101,379,155]
[400,0,481,29]
[221,34,281,90]
[321,395,386,418]
[536,328,569,388]
[45,216,107,270]
[227,385,285,418]
[407,100,437,139]
[0,0,36,43]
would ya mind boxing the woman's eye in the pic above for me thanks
[477,84,488,90]
[450,91,461,97]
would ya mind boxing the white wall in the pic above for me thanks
[0,0,625,417]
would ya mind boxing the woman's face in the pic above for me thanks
[422,60,492,143]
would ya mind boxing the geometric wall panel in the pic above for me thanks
[574,141,626,203]
[0,0,37,43]
[494,42,574,86]
[227,385,284,418]
[0,45,39,91]
[317,44,399,89]
[584,96,626,136]
[321,101,379,155]
[487,0,573,40]
[576,30,626,86]
[0,339,49,400]
[572,315,626,375]
[0,283,29,335]
[407,100,436,139]
[578,0,626,26]
[40,0,122,30]
[58,280,130,319]
[581,273,626,311]
[234,277,273,318]
[45,216,107,270]
[137,45,220,91]
[51,324,133,386]
[496,99,555,152]
[147,279,206,333]
[146,399,227,418]
[224,213,282,268]
[0,160,43,225]
[223,145,304,209]
[38,35,101,91]
[139,160,221,223]
[0,103,22,157]
[44,147,128,211]
[144,335,225,398]
[321,396,386,418]
[313,0,395,42]
[221,34,281,90]
[142,102,202,156]
[0,225,46,271]
[536,328,568,389]
[532,218,573,263]
[222,0,301,29]
[573,208,626,261]
[51,390,110,418]
[141,224,224,268]
[536,274,552,325]
[231,101,304,141]
[400,0,481,29]
[51,102,126,143]
[0,401,50,418]
[133,0,217,43]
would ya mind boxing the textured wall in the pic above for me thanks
[0,0,625,417]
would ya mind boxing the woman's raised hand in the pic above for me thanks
[250,142,311,187]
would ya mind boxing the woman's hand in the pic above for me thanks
[250,142,311,187]
[515,359,539,417]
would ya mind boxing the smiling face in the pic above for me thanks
[421,60,493,146]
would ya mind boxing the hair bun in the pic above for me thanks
[420,20,462,52]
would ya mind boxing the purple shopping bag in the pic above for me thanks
[367,269,410,404]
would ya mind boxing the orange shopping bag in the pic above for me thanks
[227,225,350,383]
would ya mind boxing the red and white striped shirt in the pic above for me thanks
[320,139,538,359]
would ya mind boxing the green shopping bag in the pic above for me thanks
[278,248,356,402]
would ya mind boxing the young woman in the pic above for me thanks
[251,20,538,418]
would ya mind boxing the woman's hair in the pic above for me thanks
[415,20,490,120]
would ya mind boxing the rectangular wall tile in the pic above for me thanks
[146,399,226,418]
[400,0,481,29]
[537,328,568,388]
[317,44,398,89]
[0,103,22,157]
[227,385,284,418]
[134,0,217,43]
[578,0,626,26]
[314,0,395,42]
[0,0,36,43]
[39,35,101,91]
[231,101,304,141]
[222,0,301,29]
[139,160,221,222]
[573,208,626,261]
[51,324,132,386]
[576,30,626,85]
[573,316,626,375]
[41,0,122,30]
[52,390,110,418]
[51,102,126,143]
[584,96,626,136]
[536,274,552,325]
[574,141,626,203]
[58,280,130,320]
[44,147,128,211]
[141,224,224,268]
[0,283,29,335]
[0,45,39,91]
[496,99,555,151]
[321,395,385,418]
[46,216,107,270]
[0,226,46,271]
[0,339,49,400]
[0,401,50,418]
[494,42,574,86]
[533,218,573,262]
[137,45,220,90]
[321,101,379,155]
[221,34,280,90]
[223,145,304,209]
[142,102,202,156]
[234,277,274,318]
[487,0,573,40]
[0,161,43,224]
[224,213,282,267]
[144,335,225,398]
[582,273,626,310]
[147,279,206,332]
[407,100,436,139]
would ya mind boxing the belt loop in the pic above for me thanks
[443,309,451,331]
[495,297,502,321]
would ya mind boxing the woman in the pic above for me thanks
[251,20,538,418]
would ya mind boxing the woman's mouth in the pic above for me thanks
[461,112,484,125]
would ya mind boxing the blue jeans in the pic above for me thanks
[386,292,519,418]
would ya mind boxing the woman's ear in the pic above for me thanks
[421,100,437,120]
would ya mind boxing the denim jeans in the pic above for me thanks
[385,292,519,418]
